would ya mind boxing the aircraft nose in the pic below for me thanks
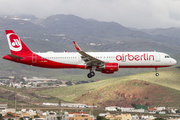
[171,58,177,65]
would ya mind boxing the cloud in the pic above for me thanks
[0,0,180,29]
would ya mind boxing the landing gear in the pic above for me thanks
[155,73,159,76]
[155,67,159,77]
[87,71,95,78]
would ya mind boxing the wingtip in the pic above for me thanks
[73,41,81,51]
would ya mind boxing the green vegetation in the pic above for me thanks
[97,116,108,120]
[36,67,180,107]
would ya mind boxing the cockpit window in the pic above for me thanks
[165,56,170,58]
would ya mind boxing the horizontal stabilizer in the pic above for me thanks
[7,54,22,59]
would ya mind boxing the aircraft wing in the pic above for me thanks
[73,41,105,67]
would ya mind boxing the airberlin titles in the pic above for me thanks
[116,53,154,61]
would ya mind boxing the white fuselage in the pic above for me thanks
[35,51,176,68]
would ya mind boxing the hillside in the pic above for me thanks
[141,27,180,39]
[0,86,61,108]
[37,67,180,108]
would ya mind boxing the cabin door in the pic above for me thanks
[32,54,37,63]
[156,53,160,62]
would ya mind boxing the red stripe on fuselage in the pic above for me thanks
[3,53,172,69]
[3,53,86,69]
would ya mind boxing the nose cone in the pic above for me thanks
[171,58,177,65]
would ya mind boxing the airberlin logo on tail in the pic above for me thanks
[116,53,154,61]
[7,33,22,51]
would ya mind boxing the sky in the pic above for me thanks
[0,0,180,29]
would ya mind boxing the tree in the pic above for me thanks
[176,110,180,113]
[0,114,4,120]
[116,107,121,113]
[65,81,72,86]
[7,113,13,116]
[97,116,108,120]
[34,115,40,118]
[57,116,61,120]
[131,103,136,108]
[19,117,24,120]
[155,118,166,120]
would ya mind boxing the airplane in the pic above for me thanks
[3,30,177,78]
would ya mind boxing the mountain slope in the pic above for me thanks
[37,67,180,107]
[141,27,180,39]
[75,80,180,108]
[39,14,150,38]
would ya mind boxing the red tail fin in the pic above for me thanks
[5,30,32,55]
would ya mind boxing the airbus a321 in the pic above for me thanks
[3,30,177,78]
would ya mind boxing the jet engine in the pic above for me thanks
[101,63,119,74]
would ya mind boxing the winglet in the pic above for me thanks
[73,41,81,51]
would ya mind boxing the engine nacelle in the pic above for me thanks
[101,69,114,74]
[104,63,119,71]
[101,63,119,74]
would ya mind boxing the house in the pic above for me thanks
[42,111,57,120]
[33,118,46,120]
[28,109,37,116]
[56,111,69,120]
[3,115,17,120]
[131,114,139,120]
[3,109,16,113]
[171,108,178,114]
[105,114,122,120]
[105,114,132,120]
[69,111,94,120]
[159,111,166,115]
[3,112,20,120]
[121,114,132,120]
[21,113,31,120]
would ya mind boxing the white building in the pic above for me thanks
[57,111,69,120]
[131,109,145,113]
[141,115,156,119]
[171,109,178,114]
[99,113,110,117]
[120,107,135,112]
[42,111,57,120]
[132,114,139,120]
[105,106,120,111]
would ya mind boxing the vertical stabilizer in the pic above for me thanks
[5,30,32,55]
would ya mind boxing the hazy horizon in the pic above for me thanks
[0,0,180,29]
